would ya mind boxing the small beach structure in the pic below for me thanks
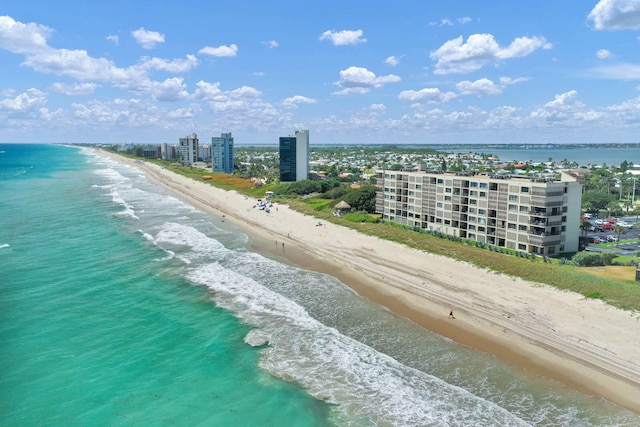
[333,200,351,217]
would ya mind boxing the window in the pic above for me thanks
[437,178,444,184]
[508,204,517,211]
[479,183,488,189]
[471,182,478,188]
[478,209,486,215]
[519,206,528,213]
[470,190,477,196]
[521,186,529,193]
[509,195,518,201]
[445,187,452,193]
[479,191,486,198]
[436,202,443,208]
[518,244,527,250]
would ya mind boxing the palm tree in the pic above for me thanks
[579,218,591,238]
[614,224,627,248]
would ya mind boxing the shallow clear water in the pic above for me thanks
[1,144,638,426]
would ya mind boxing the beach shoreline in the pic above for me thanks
[96,149,640,414]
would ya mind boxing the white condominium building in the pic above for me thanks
[376,170,584,255]
[178,133,199,166]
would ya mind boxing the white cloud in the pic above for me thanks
[0,88,47,112]
[22,48,148,90]
[588,0,640,30]
[193,81,222,100]
[456,78,502,95]
[430,33,552,74]
[263,40,279,48]
[596,48,613,59]
[150,77,189,102]
[0,16,52,54]
[282,95,317,108]
[333,66,400,95]
[50,82,98,95]
[590,62,640,79]
[430,17,472,27]
[139,55,199,73]
[131,27,165,49]
[319,29,366,46]
[106,34,119,45]
[198,44,238,57]
[398,88,457,103]
[530,90,603,123]
[456,77,527,96]
[370,103,386,111]
[385,56,400,66]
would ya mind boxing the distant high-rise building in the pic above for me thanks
[161,143,174,160]
[211,132,234,174]
[279,130,309,182]
[178,133,199,166]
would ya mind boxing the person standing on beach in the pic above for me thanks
[449,310,455,319]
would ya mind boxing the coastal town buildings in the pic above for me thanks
[211,132,235,174]
[376,170,584,255]
[160,143,175,160]
[279,130,309,182]
[178,133,199,166]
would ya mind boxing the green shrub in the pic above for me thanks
[343,212,378,223]
[584,290,604,299]
[571,252,605,267]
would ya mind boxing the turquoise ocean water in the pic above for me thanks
[1,144,639,426]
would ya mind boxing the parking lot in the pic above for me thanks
[584,215,639,254]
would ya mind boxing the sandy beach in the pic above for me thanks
[99,150,640,414]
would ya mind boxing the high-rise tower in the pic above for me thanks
[279,130,309,182]
[211,132,234,173]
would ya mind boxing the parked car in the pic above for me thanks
[606,235,617,242]
[588,237,603,244]
[600,223,615,230]
[595,219,605,225]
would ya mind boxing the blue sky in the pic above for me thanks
[2,0,640,145]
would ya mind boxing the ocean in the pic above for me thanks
[1,143,638,426]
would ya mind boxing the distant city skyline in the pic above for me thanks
[2,1,640,145]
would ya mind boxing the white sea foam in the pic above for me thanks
[0,243,10,249]
[154,222,227,264]
[187,262,528,426]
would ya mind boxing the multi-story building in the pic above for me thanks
[376,170,583,255]
[199,144,211,161]
[279,129,309,182]
[211,132,234,174]
[178,133,199,166]
[161,143,175,160]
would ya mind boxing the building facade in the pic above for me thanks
[178,133,199,166]
[279,130,309,182]
[211,132,234,174]
[161,143,175,160]
[376,170,583,255]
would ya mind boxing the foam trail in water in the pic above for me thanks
[187,262,528,427]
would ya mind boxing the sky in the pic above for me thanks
[2,0,640,145]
